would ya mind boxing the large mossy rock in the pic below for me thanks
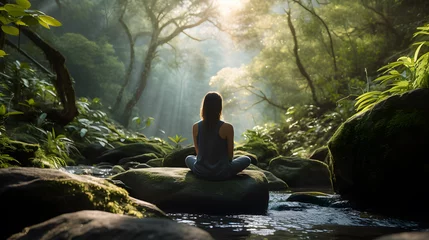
[163,146,196,167]
[247,164,289,191]
[9,210,213,240]
[0,167,166,240]
[235,140,279,164]
[268,156,332,190]
[328,89,429,219]
[95,142,167,164]
[111,168,269,214]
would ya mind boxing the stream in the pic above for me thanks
[62,165,427,240]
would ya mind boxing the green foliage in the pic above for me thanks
[0,0,61,56]
[131,116,154,131]
[241,104,350,157]
[0,154,19,168]
[168,134,187,148]
[53,33,125,105]
[355,24,429,113]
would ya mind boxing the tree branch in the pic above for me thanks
[285,6,320,106]
[293,0,337,73]
[243,86,288,111]
[113,0,135,111]
[360,0,400,39]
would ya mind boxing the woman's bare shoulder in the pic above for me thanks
[221,121,234,129]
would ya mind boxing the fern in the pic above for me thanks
[0,154,19,168]
[355,24,429,113]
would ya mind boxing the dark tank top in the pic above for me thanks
[193,120,230,180]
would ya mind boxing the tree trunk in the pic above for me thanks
[20,27,78,125]
[286,9,320,106]
[121,42,157,127]
[112,1,135,111]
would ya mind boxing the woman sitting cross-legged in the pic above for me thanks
[185,91,251,181]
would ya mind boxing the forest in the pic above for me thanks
[0,0,429,240]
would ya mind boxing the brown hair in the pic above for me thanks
[200,91,223,130]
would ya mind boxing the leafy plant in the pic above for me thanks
[0,0,62,56]
[241,104,348,157]
[0,103,23,124]
[131,116,154,130]
[168,134,187,148]
[355,24,429,113]
[38,128,76,166]
[0,154,19,168]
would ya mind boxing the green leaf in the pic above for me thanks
[4,4,26,17]
[0,16,11,25]
[15,20,27,26]
[1,25,19,36]
[16,0,31,9]
[26,98,35,106]
[0,104,6,116]
[38,15,62,27]
[414,42,425,62]
[37,18,50,29]
[80,128,88,138]
[5,111,24,116]
[145,117,154,127]
[0,50,7,57]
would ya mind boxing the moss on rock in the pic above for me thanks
[328,89,429,219]
[0,167,166,239]
[111,168,269,214]
[162,147,196,167]
[268,156,333,190]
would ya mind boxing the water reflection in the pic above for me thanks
[61,166,426,240]
[170,192,423,240]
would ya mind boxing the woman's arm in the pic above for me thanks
[192,123,199,155]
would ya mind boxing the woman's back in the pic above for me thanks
[193,120,230,178]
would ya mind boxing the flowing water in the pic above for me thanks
[62,166,427,240]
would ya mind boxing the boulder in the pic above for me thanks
[287,192,335,207]
[163,146,196,167]
[246,164,289,191]
[0,167,166,240]
[118,153,158,165]
[146,158,163,167]
[375,232,429,240]
[268,156,333,190]
[328,89,429,219]
[111,168,269,214]
[9,210,213,240]
[235,140,279,163]
[95,142,167,164]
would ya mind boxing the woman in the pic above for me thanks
[185,92,251,180]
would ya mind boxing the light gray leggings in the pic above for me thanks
[185,155,251,177]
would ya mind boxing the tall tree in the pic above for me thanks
[119,0,216,127]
